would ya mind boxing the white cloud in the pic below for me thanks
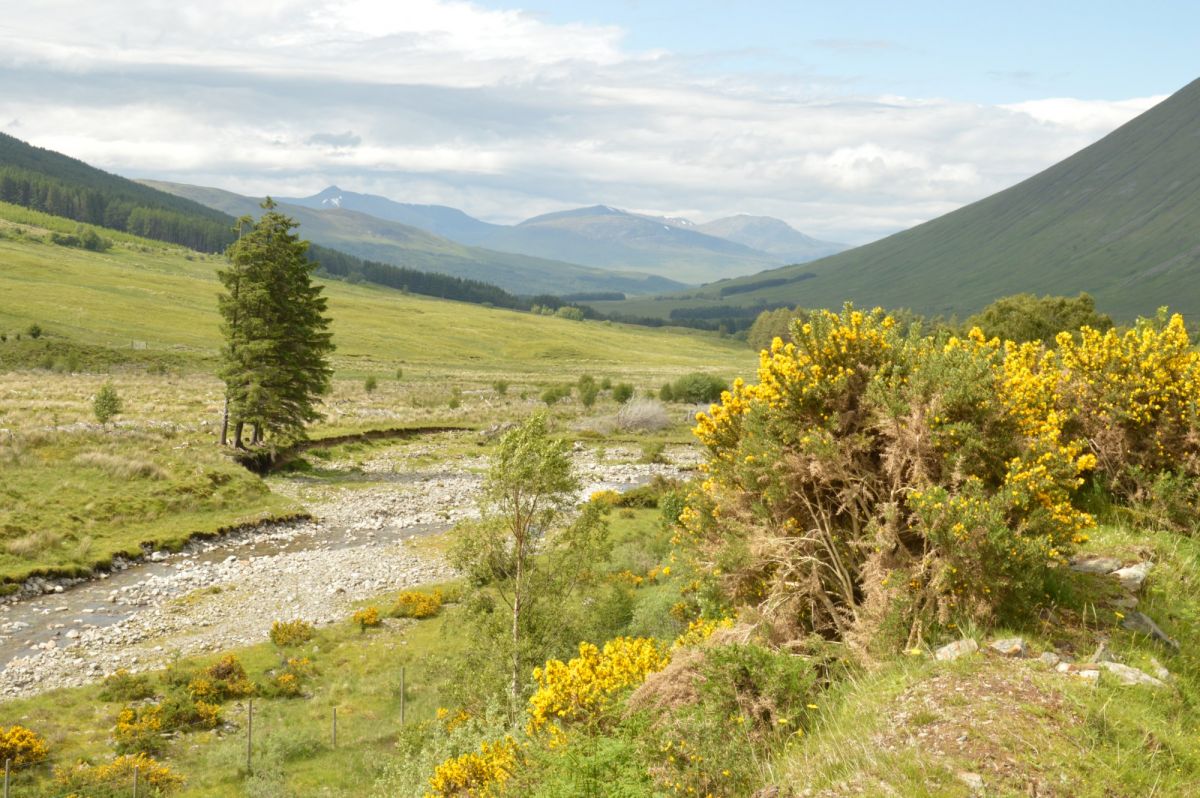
[0,1,1166,244]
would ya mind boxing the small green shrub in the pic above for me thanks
[93,382,123,424]
[493,379,509,396]
[639,441,666,464]
[364,375,378,393]
[666,373,727,404]
[579,382,599,408]
[541,385,571,405]
[26,323,42,340]
[98,669,156,702]
[612,383,634,404]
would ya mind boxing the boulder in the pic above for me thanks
[1069,556,1122,574]
[935,638,979,662]
[1112,562,1152,593]
[1121,611,1180,651]
[1098,661,1166,688]
[988,637,1027,657]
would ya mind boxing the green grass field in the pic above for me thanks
[0,201,750,377]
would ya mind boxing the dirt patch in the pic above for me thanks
[866,662,1083,796]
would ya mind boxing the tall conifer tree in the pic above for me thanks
[217,199,333,446]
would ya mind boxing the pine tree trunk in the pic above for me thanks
[220,396,230,446]
[234,421,245,449]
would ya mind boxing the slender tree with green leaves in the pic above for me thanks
[217,199,334,447]
[450,412,609,721]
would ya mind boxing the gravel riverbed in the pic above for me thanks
[0,438,698,699]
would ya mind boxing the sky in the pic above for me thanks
[0,1,1194,244]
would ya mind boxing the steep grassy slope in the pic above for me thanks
[143,182,686,297]
[0,132,234,252]
[607,77,1200,321]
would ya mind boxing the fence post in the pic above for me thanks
[400,666,406,726]
[4,757,10,798]
[332,706,337,748]
[133,764,139,798]
[246,698,253,774]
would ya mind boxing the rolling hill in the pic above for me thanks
[0,201,749,374]
[695,215,846,264]
[146,181,685,297]
[602,76,1200,322]
[281,187,845,283]
[0,132,234,252]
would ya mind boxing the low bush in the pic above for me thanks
[616,398,670,432]
[267,657,318,698]
[93,382,123,424]
[188,655,255,701]
[612,383,635,404]
[55,753,183,796]
[393,589,445,619]
[665,372,727,404]
[0,724,49,768]
[352,606,381,631]
[114,704,165,755]
[269,619,315,647]
[98,669,156,702]
[541,385,571,405]
[630,643,823,797]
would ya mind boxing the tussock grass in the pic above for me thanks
[73,451,168,480]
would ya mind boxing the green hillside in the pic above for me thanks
[0,133,234,252]
[143,181,688,297]
[0,202,747,374]
[603,76,1200,322]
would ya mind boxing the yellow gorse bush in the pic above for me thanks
[352,605,381,630]
[527,637,670,735]
[393,589,444,619]
[426,736,519,798]
[0,724,49,768]
[269,618,315,647]
[56,753,183,795]
[687,304,1125,645]
[114,704,163,753]
[672,617,734,649]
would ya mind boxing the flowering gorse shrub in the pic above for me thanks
[114,704,164,754]
[189,655,255,701]
[526,637,670,735]
[269,656,317,698]
[393,589,444,619]
[269,619,315,647]
[0,724,49,768]
[352,606,381,631]
[426,736,519,797]
[688,305,1104,647]
[56,753,183,796]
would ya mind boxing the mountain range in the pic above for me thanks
[143,182,687,298]
[605,76,1200,321]
[279,187,847,284]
